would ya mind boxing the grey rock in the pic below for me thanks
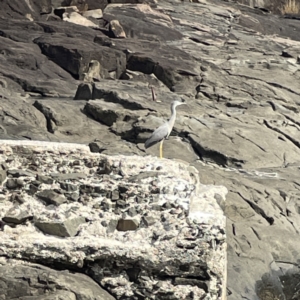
[34,35,126,80]
[36,174,54,184]
[68,0,88,12]
[50,172,86,180]
[0,169,7,185]
[0,144,226,299]
[28,184,39,195]
[16,179,27,187]
[128,171,166,183]
[116,199,127,209]
[117,218,139,231]
[151,203,163,211]
[83,60,102,82]
[80,184,96,194]
[101,198,114,211]
[0,259,116,300]
[10,193,26,204]
[0,28,77,97]
[54,6,79,19]
[89,141,105,153]
[142,215,156,227]
[74,82,94,100]
[11,146,34,156]
[282,47,300,60]
[66,192,80,202]
[33,99,111,141]
[7,169,36,177]
[6,178,21,190]
[111,190,120,201]
[118,184,129,194]
[109,20,126,38]
[35,217,86,237]
[107,219,118,233]
[83,8,103,19]
[89,140,144,156]
[127,207,138,217]
[84,100,120,126]
[101,220,108,227]
[174,278,208,291]
[0,166,7,184]
[60,182,78,192]
[2,208,32,224]
[85,0,108,10]
[36,189,67,206]
[103,4,182,42]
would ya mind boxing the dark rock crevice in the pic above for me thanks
[238,193,275,225]
[264,119,300,150]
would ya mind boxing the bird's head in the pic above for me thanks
[172,98,186,108]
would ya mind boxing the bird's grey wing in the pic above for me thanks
[144,123,169,149]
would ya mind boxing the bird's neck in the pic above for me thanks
[169,105,177,123]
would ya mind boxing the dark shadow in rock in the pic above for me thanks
[256,272,285,300]
[256,262,300,300]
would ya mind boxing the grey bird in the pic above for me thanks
[144,100,186,159]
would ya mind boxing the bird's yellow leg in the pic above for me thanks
[160,140,164,159]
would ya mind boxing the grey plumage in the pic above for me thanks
[144,100,185,157]
[144,122,169,149]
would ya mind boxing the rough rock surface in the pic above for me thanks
[0,258,115,300]
[0,141,227,300]
[1,0,300,298]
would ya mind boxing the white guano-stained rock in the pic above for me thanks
[0,140,227,300]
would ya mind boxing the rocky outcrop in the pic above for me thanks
[0,258,115,300]
[0,141,227,299]
[1,0,300,298]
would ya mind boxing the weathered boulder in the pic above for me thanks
[0,258,115,300]
[36,189,68,206]
[0,141,227,300]
[2,207,33,224]
[116,218,139,231]
[35,217,86,237]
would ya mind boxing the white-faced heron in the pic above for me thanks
[144,100,186,158]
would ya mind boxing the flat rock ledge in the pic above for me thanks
[0,140,227,300]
